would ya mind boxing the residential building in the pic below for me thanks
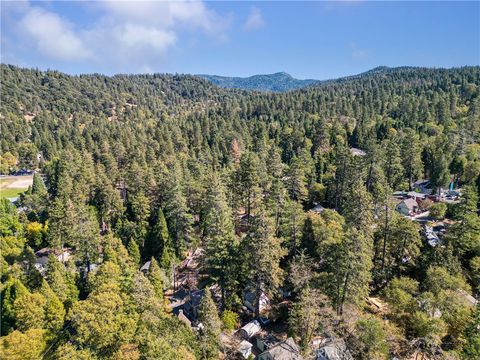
[257,337,303,360]
[395,198,419,216]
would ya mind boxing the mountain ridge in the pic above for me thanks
[197,72,319,92]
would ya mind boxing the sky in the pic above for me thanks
[1,1,479,79]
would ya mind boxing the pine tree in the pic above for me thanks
[244,208,287,317]
[0,329,47,360]
[279,199,305,257]
[128,190,151,248]
[198,289,222,360]
[45,255,78,310]
[93,163,123,227]
[288,250,314,294]
[400,129,423,189]
[146,208,172,264]
[47,196,77,250]
[1,276,29,335]
[330,179,374,314]
[147,258,165,302]
[265,145,287,235]
[234,152,261,218]
[13,292,46,332]
[164,163,193,256]
[333,145,353,210]
[382,134,405,190]
[289,287,334,349]
[39,280,65,333]
[202,173,237,306]
[127,239,141,266]
[75,205,101,273]
[446,185,480,257]
[32,173,47,196]
[286,156,308,203]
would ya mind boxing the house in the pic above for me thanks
[395,198,419,216]
[445,190,461,201]
[255,332,281,353]
[413,180,433,195]
[310,204,325,214]
[238,340,253,359]
[243,289,270,314]
[35,247,72,264]
[182,289,205,321]
[237,320,262,340]
[315,338,353,360]
[177,309,192,328]
[258,337,303,360]
[237,213,255,234]
[350,148,366,157]
[392,191,408,199]
[140,261,151,274]
[424,225,440,247]
[116,181,128,201]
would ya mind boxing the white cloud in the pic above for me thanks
[19,7,92,61]
[8,0,231,72]
[118,24,176,51]
[96,1,229,35]
[243,6,265,32]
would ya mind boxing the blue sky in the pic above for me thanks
[1,1,479,79]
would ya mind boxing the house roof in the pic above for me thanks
[414,179,430,186]
[407,191,426,199]
[187,289,205,308]
[238,340,253,354]
[35,247,71,257]
[239,320,261,338]
[140,261,151,272]
[260,337,303,360]
[350,148,367,156]
[311,204,325,213]
[177,309,192,327]
[316,338,353,360]
[401,198,418,211]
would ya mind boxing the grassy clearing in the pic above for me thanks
[0,187,26,198]
[0,176,33,199]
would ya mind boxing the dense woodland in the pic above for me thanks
[0,64,479,360]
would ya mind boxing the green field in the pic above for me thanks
[0,176,33,199]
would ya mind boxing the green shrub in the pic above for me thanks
[221,310,239,331]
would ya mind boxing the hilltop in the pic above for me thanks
[197,71,319,92]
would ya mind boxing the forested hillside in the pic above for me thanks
[198,72,319,92]
[1,64,479,360]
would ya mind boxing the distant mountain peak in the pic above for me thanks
[197,72,318,92]
[272,71,292,77]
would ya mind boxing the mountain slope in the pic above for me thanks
[197,72,319,92]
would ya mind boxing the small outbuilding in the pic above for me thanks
[237,320,262,340]
[243,289,270,314]
[238,340,253,359]
[350,148,367,157]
